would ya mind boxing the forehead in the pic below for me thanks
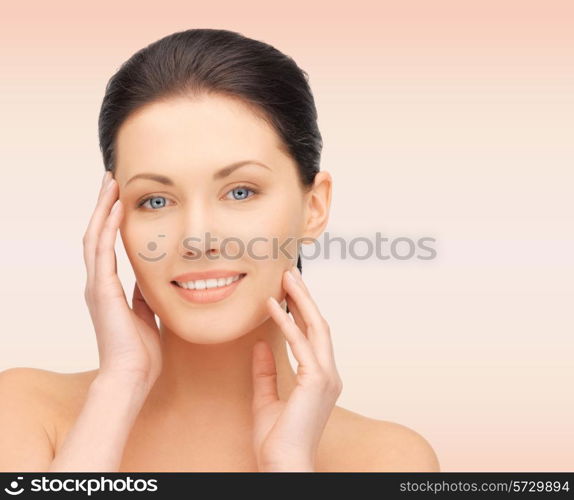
[115,93,287,179]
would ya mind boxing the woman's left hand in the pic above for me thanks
[251,265,343,472]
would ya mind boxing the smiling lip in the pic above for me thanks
[171,270,245,282]
[171,273,246,304]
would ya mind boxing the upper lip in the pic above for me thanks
[172,270,246,282]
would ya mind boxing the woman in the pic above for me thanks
[0,28,440,472]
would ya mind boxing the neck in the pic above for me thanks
[144,300,298,423]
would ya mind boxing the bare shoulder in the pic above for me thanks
[320,406,441,472]
[0,367,98,402]
[0,367,98,450]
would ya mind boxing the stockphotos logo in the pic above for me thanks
[4,476,24,495]
[3,476,158,496]
[136,231,438,263]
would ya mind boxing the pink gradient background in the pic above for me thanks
[1,1,572,471]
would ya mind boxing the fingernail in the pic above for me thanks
[269,296,280,308]
[106,177,116,190]
[288,266,299,282]
[101,171,109,187]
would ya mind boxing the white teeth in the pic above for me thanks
[176,274,242,290]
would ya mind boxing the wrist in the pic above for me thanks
[91,372,151,402]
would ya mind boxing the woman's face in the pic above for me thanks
[114,93,321,343]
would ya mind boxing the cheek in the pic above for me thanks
[120,221,173,275]
[241,208,302,265]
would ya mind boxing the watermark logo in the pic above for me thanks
[138,234,168,262]
[135,231,437,263]
[2,476,159,496]
[4,477,24,495]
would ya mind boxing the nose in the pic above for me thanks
[179,198,222,261]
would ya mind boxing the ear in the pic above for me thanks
[301,170,332,242]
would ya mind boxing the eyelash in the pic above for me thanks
[136,185,259,210]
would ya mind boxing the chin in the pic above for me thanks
[159,299,273,345]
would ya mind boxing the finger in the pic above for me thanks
[285,293,306,336]
[251,340,279,412]
[83,174,118,288]
[267,296,319,374]
[282,268,326,339]
[94,195,125,301]
[132,281,157,331]
[284,292,338,373]
[99,171,111,197]
[283,268,338,370]
[86,171,112,254]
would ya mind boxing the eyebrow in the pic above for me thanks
[124,160,271,187]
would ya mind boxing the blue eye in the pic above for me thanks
[137,186,258,211]
[225,185,258,201]
[138,196,168,210]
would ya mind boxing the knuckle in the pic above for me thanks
[332,374,344,394]
[322,370,343,394]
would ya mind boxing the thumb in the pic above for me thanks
[251,340,279,413]
[132,281,157,330]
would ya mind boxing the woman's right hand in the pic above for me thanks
[82,171,162,393]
